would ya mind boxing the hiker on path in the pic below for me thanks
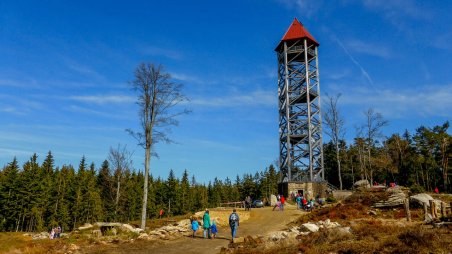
[211,219,218,239]
[229,208,240,243]
[245,196,252,211]
[296,195,302,209]
[203,209,211,239]
[280,195,285,211]
[191,216,199,238]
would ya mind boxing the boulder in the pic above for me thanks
[268,231,288,241]
[301,223,319,232]
[410,193,441,208]
[354,180,370,189]
[137,233,150,240]
[78,223,93,231]
[32,232,50,240]
[373,187,406,208]
[94,222,122,227]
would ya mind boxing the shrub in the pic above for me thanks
[409,184,425,195]
[326,196,337,203]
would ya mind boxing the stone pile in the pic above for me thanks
[354,180,370,189]
[146,219,191,240]
[23,231,50,240]
[267,219,350,242]
[373,187,406,208]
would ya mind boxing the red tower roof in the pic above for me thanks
[275,18,319,51]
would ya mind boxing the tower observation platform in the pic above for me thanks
[275,18,325,197]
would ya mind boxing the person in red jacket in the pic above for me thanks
[280,195,285,211]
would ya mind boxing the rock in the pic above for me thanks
[92,229,102,237]
[354,180,370,189]
[410,193,441,209]
[335,227,351,234]
[373,187,406,208]
[301,223,319,232]
[78,223,93,231]
[368,210,377,216]
[268,231,288,241]
[137,233,150,240]
[120,224,135,232]
[234,236,245,243]
[94,222,122,227]
[177,219,191,228]
[32,232,50,240]
[69,244,80,250]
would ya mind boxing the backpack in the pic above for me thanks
[229,213,238,225]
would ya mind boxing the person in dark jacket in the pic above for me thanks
[229,208,240,243]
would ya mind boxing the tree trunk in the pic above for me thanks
[115,178,120,220]
[335,143,342,190]
[141,145,151,230]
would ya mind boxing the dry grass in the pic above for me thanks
[226,191,452,254]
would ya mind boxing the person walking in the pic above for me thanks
[280,195,285,211]
[245,196,252,211]
[210,219,218,239]
[191,216,199,238]
[296,195,302,210]
[202,209,211,239]
[229,208,240,243]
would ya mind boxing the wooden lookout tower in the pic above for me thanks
[275,18,325,198]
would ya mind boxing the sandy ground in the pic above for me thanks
[87,204,303,254]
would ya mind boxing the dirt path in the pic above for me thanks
[93,205,303,254]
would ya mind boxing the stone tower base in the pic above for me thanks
[278,182,327,199]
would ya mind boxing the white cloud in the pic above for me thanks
[278,0,324,18]
[362,0,432,20]
[338,83,452,118]
[68,95,135,105]
[141,46,182,60]
[345,39,392,58]
[190,90,276,108]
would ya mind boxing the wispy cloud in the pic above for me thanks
[362,0,432,20]
[0,78,40,89]
[68,95,135,105]
[333,37,375,88]
[345,39,392,58]
[141,46,182,60]
[278,0,324,18]
[66,61,106,81]
[339,83,452,118]
[191,90,276,108]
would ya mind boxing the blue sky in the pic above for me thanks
[1,0,451,183]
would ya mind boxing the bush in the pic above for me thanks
[326,196,337,203]
[409,184,425,195]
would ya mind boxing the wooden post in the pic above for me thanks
[441,202,446,218]
[429,200,436,219]
[404,198,411,222]
[424,202,429,221]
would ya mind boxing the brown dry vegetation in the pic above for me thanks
[225,191,452,254]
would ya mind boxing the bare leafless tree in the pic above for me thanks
[127,63,189,230]
[323,94,346,190]
[108,144,133,220]
[362,108,388,185]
